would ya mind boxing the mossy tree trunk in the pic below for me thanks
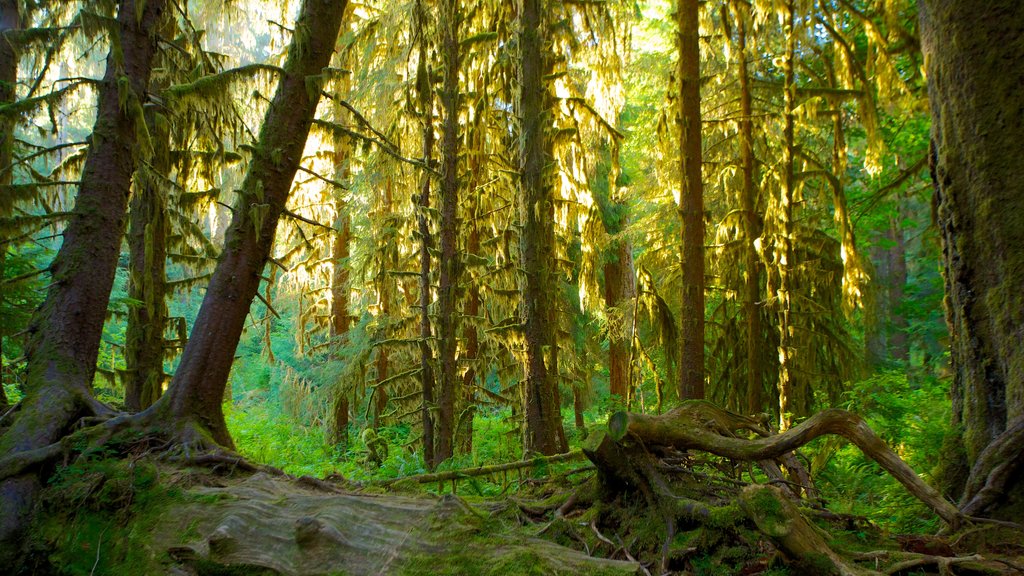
[435,0,462,466]
[775,0,798,430]
[124,105,171,412]
[921,0,1024,520]
[0,0,19,411]
[0,0,168,563]
[518,0,566,455]
[677,0,706,401]
[413,0,438,469]
[330,63,354,451]
[733,0,764,415]
[150,0,349,447]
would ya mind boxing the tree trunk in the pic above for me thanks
[457,227,479,454]
[604,237,635,401]
[413,0,438,469]
[151,0,348,447]
[330,66,353,451]
[124,107,170,412]
[435,0,461,466]
[677,0,705,401]
[519,0,565,456]
[0,0,19,412]
[734,0,763,415]
[921,0,1024,520]
[0,0,168,563]
[776,0,798,430]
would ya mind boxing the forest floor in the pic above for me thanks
[22,436,1024,576]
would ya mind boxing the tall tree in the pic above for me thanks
[775,0,798,430]
[150,0,348,447]
[330,65,354,450]
[0,0,169,561]
[519,0,565,455]
[732,0,764,415]
[435,0,462,464]
[676,0,705,400]
[0,0,19,411]
[921,0,1024,520]
[413,0,438,469]
[123,98,171,412]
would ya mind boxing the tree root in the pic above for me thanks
[0,407,266,484]
[607,402,965,528]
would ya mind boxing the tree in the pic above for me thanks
[413,0,438,469]
[519,0,566,455]
[0,0,18,410]
[151,0,349,448]
[676,0,705,401]
[435,0,462,465]
[921,0,1024,520]
[0,0,169,561]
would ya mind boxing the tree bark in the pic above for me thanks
[775,0,798,430]
[921,0,1024,520]
[734,0,763,415]
[519,0,565,455]
[435,0,461,466]
[0,0,167,563]
[124,106,170,412]
[603,235,635,401]
[677,0,706,401]
[330,65,353,451]
[0,0,19,412]
[151,0,348,447]
[413,0,438,469]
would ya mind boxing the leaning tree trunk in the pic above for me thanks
[920,0,1024,520]
[0,0,168,563]
[677,0,706,401]
[519,0,565,455]
[150,0,349,447]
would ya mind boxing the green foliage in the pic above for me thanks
[811,370,950,533]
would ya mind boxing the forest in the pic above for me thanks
[0,0,1022,573]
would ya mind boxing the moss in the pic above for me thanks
[28,457,206,575]
[793,551,837,576]
[706,503,745,529]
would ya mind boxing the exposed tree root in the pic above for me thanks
[608,401,964,527]
[564,401,1024,574]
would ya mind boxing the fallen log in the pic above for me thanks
[373,450,586,487]
[607,402,964,528]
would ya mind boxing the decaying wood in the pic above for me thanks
[374,450,585,487]
[607,401,964,527]
[740,484,879,576]
[159,473,639,576]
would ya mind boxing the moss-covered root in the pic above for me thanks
[739,484,880,576]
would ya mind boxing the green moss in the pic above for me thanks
[706,503,745,529]
[794,551,837,576]
[29,458,205,575]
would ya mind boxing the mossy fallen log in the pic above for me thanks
[607,402,964,528]
[29,459,639,576]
